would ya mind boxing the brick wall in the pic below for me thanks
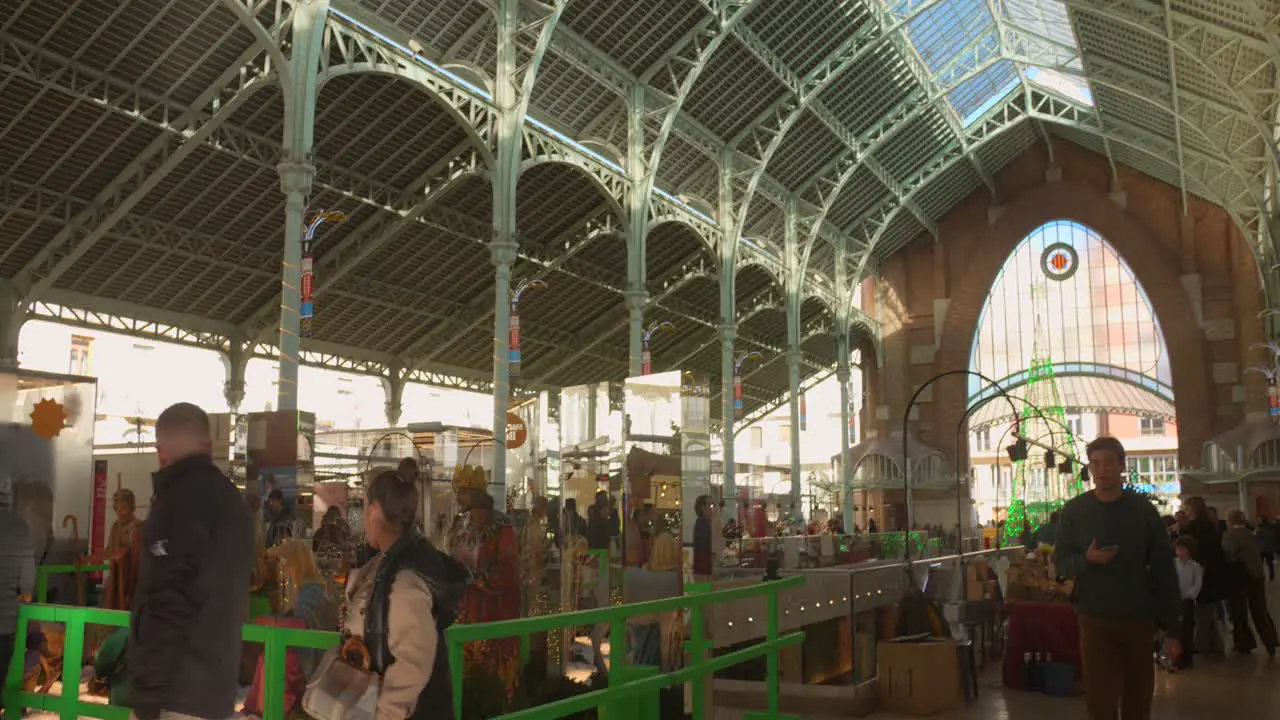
[868,139,1264,470]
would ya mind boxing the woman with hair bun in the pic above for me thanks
[341,470,471,720]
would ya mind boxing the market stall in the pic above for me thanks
[1001,548,1079,693]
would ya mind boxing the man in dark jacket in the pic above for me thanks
[129,403,253,720]
[1057,437,1180,720]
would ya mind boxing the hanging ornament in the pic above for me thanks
[31,399,68,439]
[733,351,764,421]
[640,321,674,375]
[799,389,807,432]
[509,280,547,376]
[300,210,346,337]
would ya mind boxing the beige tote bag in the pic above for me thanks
[302,637,381,720]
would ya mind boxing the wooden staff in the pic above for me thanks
[63,514,86,606]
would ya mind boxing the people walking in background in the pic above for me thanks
[1255,506,1278,582]
[1056,437,1180,720]
[1173,536,1202,669]
[1183,496,1228,654]
[693,495,714,579]
[1222,509,1278,656]
[129,402,254,720]
[1,495,35,696]
[264,488,294,548]
[586,490,618,552]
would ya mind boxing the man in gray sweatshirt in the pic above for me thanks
[1056,436,1180,720]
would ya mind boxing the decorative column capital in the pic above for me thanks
[223,379,246,414]
[276,161,316,195]
[720,323,737,343]
[786,347,803,365]
[624,289,648,312]
[490,239,519,267]
[836,367,851,384]
[385,395,404,428]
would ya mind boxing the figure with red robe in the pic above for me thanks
[85,489,144,611]
[448,481,520,695]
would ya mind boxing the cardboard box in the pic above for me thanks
[965,558,991,601]
[877,636,960,715]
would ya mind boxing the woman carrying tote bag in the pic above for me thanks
[305,470,471,720]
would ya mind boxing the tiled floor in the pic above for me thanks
[868,651,1277,719]
[721,582,1280,719]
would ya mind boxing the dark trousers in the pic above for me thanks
[1178,599,1196,667]
[1228,577,1279,651]
[1078,614,1156,720]
[1263,553,1275,582]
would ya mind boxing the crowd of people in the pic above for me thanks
[0,402,710,720]
[7,410,1280,720]
[1165,497,1278,661]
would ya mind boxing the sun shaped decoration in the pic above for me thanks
[31,399,68,439]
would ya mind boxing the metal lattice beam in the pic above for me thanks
[0,35,276,304]
[27,287,494,392]
[726,3,949,251]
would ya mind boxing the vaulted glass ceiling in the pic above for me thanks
[894,0,1094,126]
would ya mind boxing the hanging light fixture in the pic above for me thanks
[509,279,548,377]
[1006,437,1029,462]
[733,351,764,420]
[1043,450,1056,470]
[1057,457,1074,475]
[640,321,674,375]
[299,210,346,337]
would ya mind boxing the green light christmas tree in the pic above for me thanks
[1004,285,1080,542]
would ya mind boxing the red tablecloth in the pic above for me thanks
[1002,600,1081,689]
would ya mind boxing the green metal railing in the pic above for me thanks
[446,574,805,720]
[34,564,108,603]
[3,603,340,720]
[6,566,804,720]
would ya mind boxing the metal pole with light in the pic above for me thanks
[299,210,346,337]
[640,321,674,375]
[508,279,547,377]
[900,369,1021,563]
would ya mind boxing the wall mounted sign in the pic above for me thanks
[30,399,67,439]
[1040,242,1079,282]
[506,411,528,450]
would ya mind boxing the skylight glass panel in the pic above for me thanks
[1001,0,1095,107]
[898,0,1011,125]
[892,0,1095,125]
[952,60,1021,124]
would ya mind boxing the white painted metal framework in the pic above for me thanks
[1,0,1277,502]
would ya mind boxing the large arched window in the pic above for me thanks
[969,220,1170,398]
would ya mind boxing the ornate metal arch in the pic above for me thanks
[517,155,629,223]
[647,217,719,258]
[318,19,497,170]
